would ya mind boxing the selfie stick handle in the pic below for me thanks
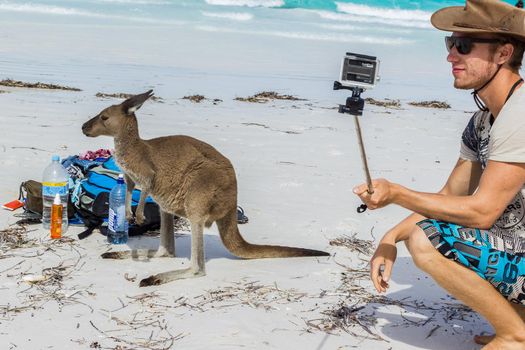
[354,114,374,194]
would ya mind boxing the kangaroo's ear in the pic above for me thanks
[121,90,154,115]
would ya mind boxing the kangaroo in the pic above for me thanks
[82,90,329,287]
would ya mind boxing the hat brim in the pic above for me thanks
[431,6,525,41]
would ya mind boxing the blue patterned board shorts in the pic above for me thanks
[417,219,525,305]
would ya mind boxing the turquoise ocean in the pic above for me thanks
[0,0,517,108]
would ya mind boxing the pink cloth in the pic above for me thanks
[79,148,112,161]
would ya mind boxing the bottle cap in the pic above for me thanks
[52,155,60,162]
[53,193,61,205]
[117,174,125,184]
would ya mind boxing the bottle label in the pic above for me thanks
[108,206,126,232]
[42,182,68,197]
[108,208,117,232]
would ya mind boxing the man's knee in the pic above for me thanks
[405,225,440,271]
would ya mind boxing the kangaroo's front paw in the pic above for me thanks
[126,209,134,223]
[135,212,146,226]
[140,275,162,287]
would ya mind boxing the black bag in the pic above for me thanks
[20,180,42,215]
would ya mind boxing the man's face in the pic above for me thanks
[447,32,501,90]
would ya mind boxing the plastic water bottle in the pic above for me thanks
[108,174,128,244]
[42,155,69,232]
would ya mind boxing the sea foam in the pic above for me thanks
[317,23,412,34]
[0,1,183,24]
[206,0,284,8]
[336,2,431,22]
[0,3,93,16]
[196,25,414,45]
[316,10,432,29]
[93,0,170,4]
[202,11,254,21]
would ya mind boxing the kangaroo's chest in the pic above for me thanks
[115,157,151,188]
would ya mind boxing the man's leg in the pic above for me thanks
[405,226,525,348]
[475,303,525,345]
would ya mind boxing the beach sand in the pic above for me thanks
[0,85,490,349]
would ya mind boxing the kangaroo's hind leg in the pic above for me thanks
[140,219,205,286]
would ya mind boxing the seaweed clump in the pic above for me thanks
[408,100,451,109]
[235,91,305,103]
[0,79,81,91]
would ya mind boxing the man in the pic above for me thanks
[353,0,525,348]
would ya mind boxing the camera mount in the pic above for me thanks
[334,78,374,214]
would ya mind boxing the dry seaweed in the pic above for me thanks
[0,79,81,91]
[235,91,305,103]
[195,280,307,311]
[96,92,163,102]
[92,291,188,349]
[329,233,375,256]
[365,98,401,108]
[408,100,451,109]
[306,304,385,341]
[181,95,222,104]
[89,319,184,350]
[0,219,480,345]
[0,226,38,258]
[182,94,205,103]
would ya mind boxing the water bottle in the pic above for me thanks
[108,174,128,244]
[42,155,69,232]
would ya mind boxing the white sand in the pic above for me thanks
[0,87,490,349]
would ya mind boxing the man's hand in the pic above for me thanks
[370,238,397,293]
[353,178,396,210]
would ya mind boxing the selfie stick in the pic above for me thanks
[334,82,373,213]
[354,112,374,195]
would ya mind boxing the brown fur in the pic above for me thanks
[82,90,328,286]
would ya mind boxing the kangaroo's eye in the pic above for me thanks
[101,115,109,121]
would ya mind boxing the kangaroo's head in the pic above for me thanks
[82,90,154,138]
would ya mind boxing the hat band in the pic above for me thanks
[453,22,510,32]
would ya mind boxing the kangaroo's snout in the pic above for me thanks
[82,114,105,137]
[81,120,92,136]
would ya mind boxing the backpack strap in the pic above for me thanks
[76,206,104,240]
[77,224,98,240]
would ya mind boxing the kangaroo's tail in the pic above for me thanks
[216,208,329,259]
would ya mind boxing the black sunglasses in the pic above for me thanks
[445,36,501,55]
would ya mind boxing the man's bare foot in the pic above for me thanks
[481,336,525,350]
[474,334,494,345]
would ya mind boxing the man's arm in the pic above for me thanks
[356,159,525,229]
[380,158,482,243]
[369,158,481,292]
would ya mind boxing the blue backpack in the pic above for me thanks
[64,156,160,239]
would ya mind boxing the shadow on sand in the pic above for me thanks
[346,256,491,350]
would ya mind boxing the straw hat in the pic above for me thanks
[431,0,525,41]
